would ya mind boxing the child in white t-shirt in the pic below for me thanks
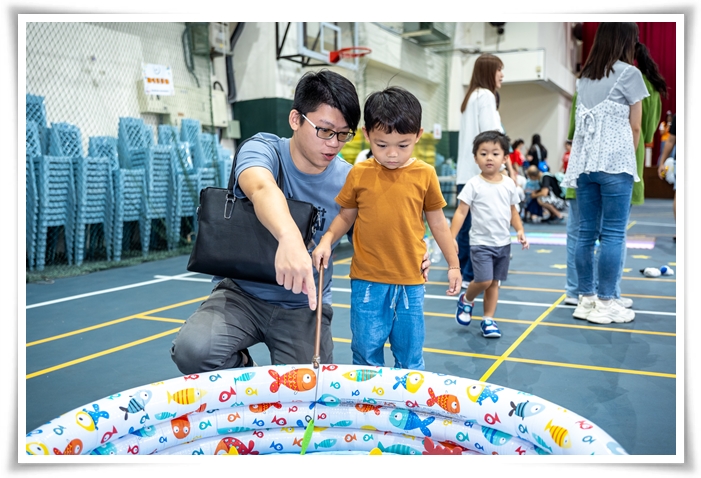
[450,130,529,338]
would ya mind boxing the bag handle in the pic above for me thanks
[228,136,287,197]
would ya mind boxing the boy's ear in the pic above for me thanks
[415,128,424,143]
[362,126,370,142]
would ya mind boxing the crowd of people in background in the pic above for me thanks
[172,22,675,376]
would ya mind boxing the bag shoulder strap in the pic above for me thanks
[228,136,286,196]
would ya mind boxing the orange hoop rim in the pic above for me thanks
[329,46,372,63]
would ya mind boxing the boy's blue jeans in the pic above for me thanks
[350,279,426,370]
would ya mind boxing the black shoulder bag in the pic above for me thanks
[186,137,319,284]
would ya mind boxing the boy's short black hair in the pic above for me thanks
[293,69,361,132]
[472,130,510,155]
[363,86,422,135]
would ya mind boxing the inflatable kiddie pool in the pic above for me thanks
[26,363,627,456]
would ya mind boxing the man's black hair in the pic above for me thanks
[292,69,361,131]
[472,130,510,155]
[363,86,422,135]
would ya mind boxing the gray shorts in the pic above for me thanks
[170,278,334,374]
[470,245,511,283]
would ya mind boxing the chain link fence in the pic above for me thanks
[24,22,234,282]
[24,21,455,283]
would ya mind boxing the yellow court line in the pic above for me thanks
[423,311,675,337]
[26,328,182,379]
[479,295,566,382]
[627,220,636,230]
[332,338,674,378]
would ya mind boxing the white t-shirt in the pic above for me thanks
[456,88,503,186]
[457,174,520,247]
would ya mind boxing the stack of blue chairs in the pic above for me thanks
[158,125,200,250]
[140,143,173,252]
[216,144,234,188]
[33,152,76,271]
[89,136,120,173]
[197,132,220,189]
[26,121,41,270]
[50,122,113,266]
[181,119,218,190]
[26,94,49,155]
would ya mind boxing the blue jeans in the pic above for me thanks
[566,198,629,299]
[456,184,474,283]
[350,279,426,370]
[575,172,633,300]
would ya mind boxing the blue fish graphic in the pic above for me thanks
[389,409,435,437]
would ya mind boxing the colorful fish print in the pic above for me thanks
[233,371,255,385]
[312,393,341,408]
[545,419,571,449]
[330,420,353,428]
[166,387,206,405]
[393,372,425,393]
[377,442,421,455]
[75,410,96,432]
[171,416,191,439]
[26,442,49,455]
[389,409,435,437]
[268,368,316,393]
[217,426,252,435]
[215,436,259,455]
[342,368,382,382]
[89,442,117,455]
[355,403,382,415]
[52,438,83,455]
[155,411,178,421]
[481,426,512,446]
[83,404,109,430]
[467,384,503,405]
[314,438,337,450]
[509,400,544,420]
[532,434,552,454]
[119,390,153,420]
[249,402,283,413]
[426,387,461,414]
[130,425,156,438]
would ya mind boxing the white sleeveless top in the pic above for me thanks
[561,63,648,189]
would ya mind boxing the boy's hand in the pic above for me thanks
[518,231,529,250]
[446,269,462,296]
[311,236,332,271]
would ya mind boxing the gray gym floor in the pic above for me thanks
[24,198,678,455]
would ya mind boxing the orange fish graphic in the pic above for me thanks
[249,402,283,413]
[53,438,83,455]
[355,403,382,415]
[426,387,461,414]
[171,416,191,439]
[269,368,316,393]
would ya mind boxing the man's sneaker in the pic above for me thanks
[456,293,474,326]
[481,318,502,338]
[573,295,596,320]
[615,297,634,308]
[587,299,635,324]
[564,296,579,306]
[241,348,258,368]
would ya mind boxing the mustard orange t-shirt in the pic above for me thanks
[335,158,447,285]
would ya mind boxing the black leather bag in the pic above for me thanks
[187,137,319,284]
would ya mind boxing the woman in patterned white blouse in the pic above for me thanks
[562,22,649,325]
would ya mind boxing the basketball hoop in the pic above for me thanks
[329,46,372,64]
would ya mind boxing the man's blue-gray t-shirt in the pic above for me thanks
[212,132,352,309]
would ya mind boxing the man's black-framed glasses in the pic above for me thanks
[301,114,355,143]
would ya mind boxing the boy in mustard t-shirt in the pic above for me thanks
[312,86,461,370]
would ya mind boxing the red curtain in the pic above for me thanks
[582,22,676,163]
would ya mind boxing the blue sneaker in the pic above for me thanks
[480,318,502,338]
[456,293,474,326]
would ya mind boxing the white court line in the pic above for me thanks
[25,272,200,309]
[26,274,676,317]
[629,221,676,227]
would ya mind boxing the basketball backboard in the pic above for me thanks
[276,22,363,71]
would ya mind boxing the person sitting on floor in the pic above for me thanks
[526,165,566,223]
